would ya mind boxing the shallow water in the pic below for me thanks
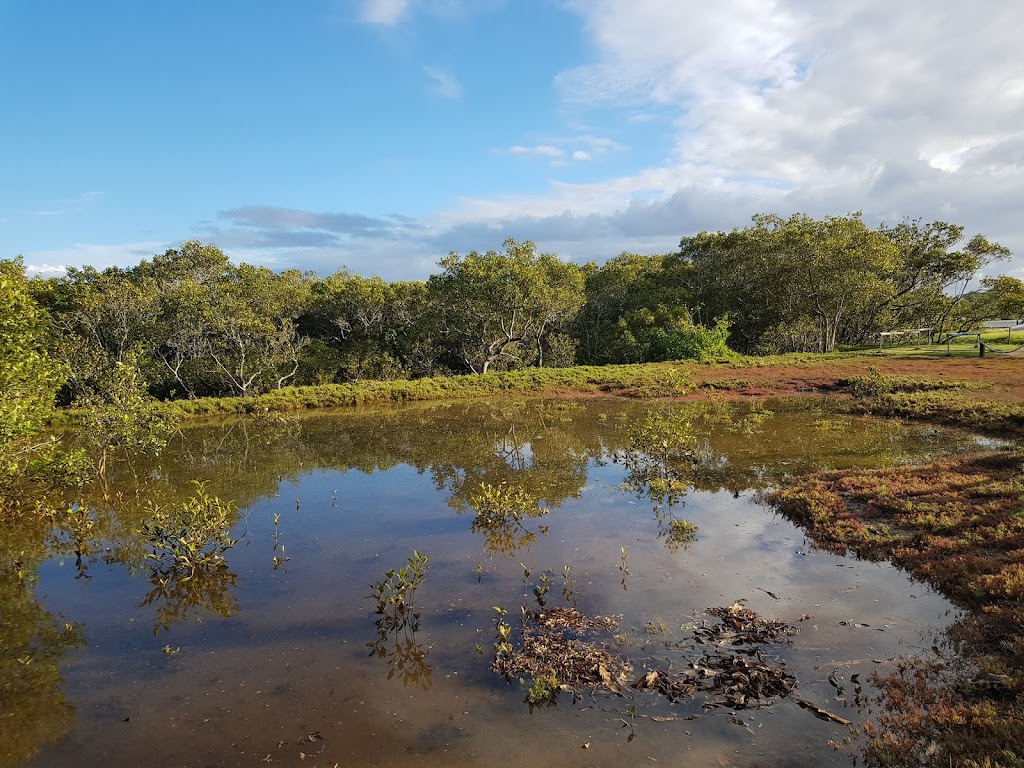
[6,398,986,768]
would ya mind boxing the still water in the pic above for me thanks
[8,399,987,767]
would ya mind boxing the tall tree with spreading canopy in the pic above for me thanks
[427,239,585,373]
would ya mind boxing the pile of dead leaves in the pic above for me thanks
[698,602,799,646]
[633,603,800,710]
[633,655,797,709]
[494,607,632,692]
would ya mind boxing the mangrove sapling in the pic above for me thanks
[366,551,432,688]
[532,572,551,608]
[139,482,241,633]
[272,512,290,571]
[618,546,629,591]
[560,565,577,607]
[141,481,238,578]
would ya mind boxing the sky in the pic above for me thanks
[2,0,1023,281]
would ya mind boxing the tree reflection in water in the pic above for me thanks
[466,481,550,557]
[0,505,86,768]
[621,405,701,552]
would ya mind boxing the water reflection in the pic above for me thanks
[4,397,990,768]
[0,510,85,768]
[465,482,551,557]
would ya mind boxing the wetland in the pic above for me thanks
[2,398,1012,767]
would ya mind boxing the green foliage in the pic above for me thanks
[467,482,550,556]
[680,213,1009,353]
[842,367,972,398]
[138,481,240,633]
[75,359,177,478]
[141,481,239,578]
[427,238,585,373]
[367,551,432,688]
[524,669,560,710]
[0,259,68,486]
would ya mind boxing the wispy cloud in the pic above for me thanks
[32,191,103,217]
[360,0,410,25]
[501,136,624,162]
[204,205,422,252]
[423,66,463,98]
[505,145,564,158]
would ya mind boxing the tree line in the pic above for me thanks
[5,212,1023,409]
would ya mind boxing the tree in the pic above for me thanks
[303,271,423,381]
[676,212,1005,353]
[0,259,68,485]
[75,358,176,479]
[865,221,1011,338]
[426,239,585,374]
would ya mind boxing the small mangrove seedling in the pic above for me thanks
[366,551,432,688]
[272,512,290,572]
[524,670,560,711]
[493,606,513,660]
[532,572,550,608]
[560,565,577,606]
[621,704,638,742]
[618,547,630,591]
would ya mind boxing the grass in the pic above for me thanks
[765,452,1024,767]
[64,351,885,422]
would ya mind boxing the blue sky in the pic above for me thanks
[3,0,1023,280]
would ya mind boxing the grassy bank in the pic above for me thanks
[61,349,1021,423]
[766,452,1024,767]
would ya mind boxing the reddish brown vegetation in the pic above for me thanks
[767,451,1024,767]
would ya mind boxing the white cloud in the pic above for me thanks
[23,263,68,277]
[146,1,1024,278]
[423,65,463,98]
[506,145,565,158]
[502,136,623,162]
[449,0,1024,272]
[22,241,170,275]
[360,0,410,25]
